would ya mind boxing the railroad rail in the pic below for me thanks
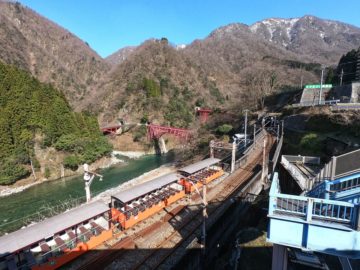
[82,133,275,270]
[73,133,275,270]
[141,134,275,269]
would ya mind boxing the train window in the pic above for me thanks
[114,201,123,209]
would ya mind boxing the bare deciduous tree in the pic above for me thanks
[243,68,279,110]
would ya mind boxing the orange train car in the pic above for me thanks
[0,201,113,270]
[178,157,224,193]
[111,158,224,230]
[111,173,186,229]
[0,158,225,270]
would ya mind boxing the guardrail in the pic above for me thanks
[282,155,320,165]
[294,100,339,107]
[271,136,283,172]
[331,104,360,111]
[270,173,358,227]
[232,129,266,171]
[281,156,310,190]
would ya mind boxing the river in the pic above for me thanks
[0,153,174,234]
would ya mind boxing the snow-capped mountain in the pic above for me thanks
[250,15,360,64]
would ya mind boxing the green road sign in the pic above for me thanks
[305,84,333,89]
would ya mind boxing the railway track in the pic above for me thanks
[76,133,275,270]
[127,134,275,270]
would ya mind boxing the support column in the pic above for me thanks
[60,164,65,178]
[330,156,336,180]
[253,124,256,148]
[244,110,248,148]
[159,137,168,154]
[85,184,91,202]
[201,181,207,256]
[356,205,360,231]
[210,140,214,158]
[261,137,268,186]
[272,244,288,270]
[324,180,331,200]
[231,141,236,173]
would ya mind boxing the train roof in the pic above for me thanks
[112,173,180,204]
[178,158,221,175]
[0,201,109,256]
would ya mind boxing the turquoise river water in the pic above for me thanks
[0,153,174,234]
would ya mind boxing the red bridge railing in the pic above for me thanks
[147,124,191,141]
[101,125,122,135]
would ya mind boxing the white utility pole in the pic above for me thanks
[319,66,325,105]
[261,137,268,187]
[253,124,256,147]
[83,164,103,202]
[202,180,207,257]
[340,69,344,86]
[210,140,214,158]
[189,180,208,258]
[243,109,249,148]
[231,141,236,173]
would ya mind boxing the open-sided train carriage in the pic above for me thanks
[178,158,224,193]
[0,158,225,270]
[0,201,112,270]
[110,173,185,229]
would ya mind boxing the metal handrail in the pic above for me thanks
[269,173,357,226]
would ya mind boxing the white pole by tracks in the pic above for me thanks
[83,163,103,202]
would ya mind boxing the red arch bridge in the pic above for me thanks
[101,123,192,141]
[100,124,122,135]
[147,124,191,141]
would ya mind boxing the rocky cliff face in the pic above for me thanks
[105,46,137,67]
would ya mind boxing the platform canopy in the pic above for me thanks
[112,173,180,204]
[0,201,109,256]
[178,158,221,175]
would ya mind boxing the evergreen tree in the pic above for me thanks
[0,61,112,184]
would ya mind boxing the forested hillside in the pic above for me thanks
[0,1,109,106]
[0,62,111,185]
[332,46,360,84]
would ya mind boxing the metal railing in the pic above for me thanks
[331,103,360,111]
[271,193,354,223]
[308,175,360,200]
[306,181,327,198]
[282,155,320,165]
[330,177,360,193]
[270,173,357,226]
[271,136,283,172]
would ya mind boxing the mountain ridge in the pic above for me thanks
[1,3,360,124]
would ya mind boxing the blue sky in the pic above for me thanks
[18,0,360,58]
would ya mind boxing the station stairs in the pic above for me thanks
[267,150,360,269]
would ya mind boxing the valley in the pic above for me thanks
[1,1,360,269]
